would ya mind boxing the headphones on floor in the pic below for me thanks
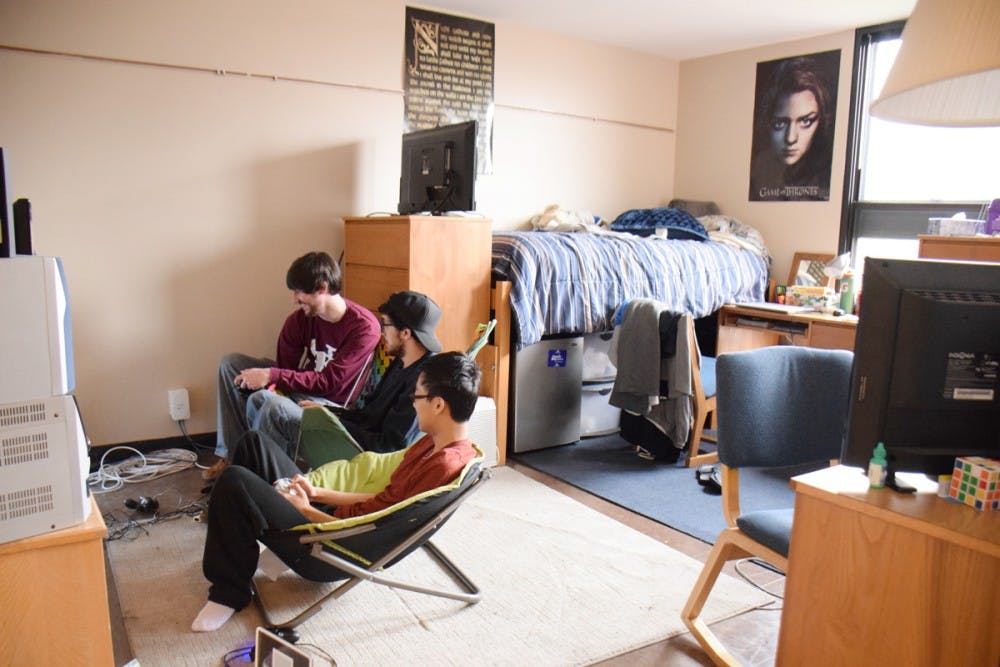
[125,496,160,514]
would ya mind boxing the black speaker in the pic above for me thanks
[13,198,31,255]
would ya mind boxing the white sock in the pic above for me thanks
[191,600,236,632]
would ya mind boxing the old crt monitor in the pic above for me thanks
[842,257,1000,483]
[0,256,76,404]
[398,120,477,215]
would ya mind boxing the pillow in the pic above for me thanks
[668,199,721,218]
[610,207,709,241]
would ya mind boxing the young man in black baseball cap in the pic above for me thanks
[246,290,442,461]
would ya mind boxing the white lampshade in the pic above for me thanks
[870,0,1000,127]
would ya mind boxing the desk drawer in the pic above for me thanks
[809,322,855,351]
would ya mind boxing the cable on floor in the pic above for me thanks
[87,446,199,493]
[734,557,784,607]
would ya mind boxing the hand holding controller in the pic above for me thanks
[274,478,295,495]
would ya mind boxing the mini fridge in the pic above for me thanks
[510,336,582,453]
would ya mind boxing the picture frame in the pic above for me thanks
[788,252,835,288]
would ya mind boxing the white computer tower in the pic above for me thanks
[0,394,90,544]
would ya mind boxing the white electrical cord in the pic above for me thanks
[87,446,198,493]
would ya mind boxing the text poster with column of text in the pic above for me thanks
[404,6,495,174]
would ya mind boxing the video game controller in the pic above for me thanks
[274,478,294,493]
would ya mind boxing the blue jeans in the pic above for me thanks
[216,352,274,457]
[245,389,316,458]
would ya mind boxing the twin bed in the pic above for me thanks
[480,223,771,463]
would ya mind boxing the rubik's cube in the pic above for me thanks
[949,457,1000,511]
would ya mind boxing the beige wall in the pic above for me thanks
[675,31,856,283]
[0,0,678,445]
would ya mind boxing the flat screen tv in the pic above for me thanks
[397,120,477,215]
[842,257,1000,488]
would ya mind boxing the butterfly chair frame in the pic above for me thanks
[252,464,492,636]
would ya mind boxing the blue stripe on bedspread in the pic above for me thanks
[492,231,768,349]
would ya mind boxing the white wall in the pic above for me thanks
[675,31,856,283]
[0,0,678,445]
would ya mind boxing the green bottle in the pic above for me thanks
[868,442,887,488]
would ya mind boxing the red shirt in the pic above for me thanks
[334,435,477,519]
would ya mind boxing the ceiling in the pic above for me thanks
[424,0,914,60]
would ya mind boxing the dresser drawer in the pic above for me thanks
[343,264,408,311]
[344,220,410,269]
[809,321,855,351]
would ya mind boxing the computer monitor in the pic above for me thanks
[397,120,477,215]
[842,257,1000,487]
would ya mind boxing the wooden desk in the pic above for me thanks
[0,495,114,666]
[717,304,857,354]
[777,466,1000,666]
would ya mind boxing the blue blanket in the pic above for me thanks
[492,231,768,349]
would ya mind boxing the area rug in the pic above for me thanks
[107,466,772,666]
[513,434,825,544]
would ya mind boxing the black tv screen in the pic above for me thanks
[842,257,1000,479]
[398,120,477,215]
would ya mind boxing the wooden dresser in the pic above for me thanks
[342,215,492,356]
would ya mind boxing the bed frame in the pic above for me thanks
[476,280,512,465]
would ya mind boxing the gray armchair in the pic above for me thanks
[681,345,854,666]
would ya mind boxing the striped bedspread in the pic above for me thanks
[492,231,769,349]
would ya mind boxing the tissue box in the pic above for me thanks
[927,217,985,237]
[949,457,1000,510]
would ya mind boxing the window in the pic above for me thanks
[839,22,1000,274]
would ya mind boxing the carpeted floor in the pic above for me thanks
[106,466,772,666]
[514,434,824,544]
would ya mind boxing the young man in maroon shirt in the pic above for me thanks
[212,251,380,468]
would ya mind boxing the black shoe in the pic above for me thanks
[697,464,722,494]
[695,464,715,485]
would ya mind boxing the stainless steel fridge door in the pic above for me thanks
[510,336,582,453]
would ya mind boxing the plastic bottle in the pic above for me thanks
[839,270,856,313]
[868,442,887,488]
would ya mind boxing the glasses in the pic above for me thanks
[408,393,432,402]
[379,321,396,331]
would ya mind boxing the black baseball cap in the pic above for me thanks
[378,291,442,352]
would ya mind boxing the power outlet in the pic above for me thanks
[168,388,191,421]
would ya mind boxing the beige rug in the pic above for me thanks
[107,466,771,666]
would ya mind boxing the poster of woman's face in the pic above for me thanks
[749,49,840,202]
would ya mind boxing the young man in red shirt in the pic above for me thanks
[192,351,480,632]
